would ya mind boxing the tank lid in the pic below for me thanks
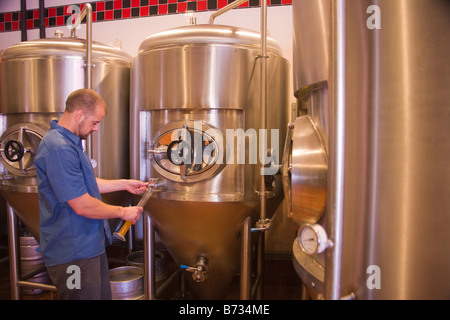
[2,36,132,63]
[138,24,282,54]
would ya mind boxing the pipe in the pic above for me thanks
[20,0,27,41]
[209,0,248,24]
[240,216,252,299]
[143,212,156,299]
[69,4,93,159]
[39,0,46,39]
[17,281,57,291]
[69,3,93,89]
[254,232,264,299]
[324,0,346,300]
[7,204,20,300]
[259,0,268,223]
[20,265,47,281]
[155,269,181,298]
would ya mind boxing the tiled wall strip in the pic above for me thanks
[0,0,292,33]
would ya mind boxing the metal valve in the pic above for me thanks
[252,218,272,232]
[112,178,166,242]
[180,256,208,282]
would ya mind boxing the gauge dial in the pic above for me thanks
[298,223,330,255]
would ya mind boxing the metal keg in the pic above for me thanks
[109,266,144,300]
[126,250,168,284]
[19,234,51,295]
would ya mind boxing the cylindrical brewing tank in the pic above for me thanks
[131,24,289,299]
[285,0,330,298]
[0,33,132,242]
[288,0,450,299]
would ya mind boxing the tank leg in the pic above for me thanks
[143,212,155,300]
[7,204,20,300]
[240,216,252,299]
[255,231,265,299]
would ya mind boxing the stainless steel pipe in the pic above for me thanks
[259,0,268,223]
[209,0,248,24]
[69,3,92,89]
[325,0,346,301]
[240,216,252,300]
[7,204,20,300]
[69,3,93,157]
[143,213,155,300]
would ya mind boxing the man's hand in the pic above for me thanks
[120,206,143,223]
[125,179,148,195]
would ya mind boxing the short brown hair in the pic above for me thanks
[65,89,107,116]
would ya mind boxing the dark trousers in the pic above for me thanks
[46,252,112,300]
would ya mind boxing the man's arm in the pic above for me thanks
[96,178,148,194]
[67,193,142,222]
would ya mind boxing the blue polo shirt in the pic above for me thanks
[35,120,112,266]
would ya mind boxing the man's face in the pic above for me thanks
[77,105,106,139]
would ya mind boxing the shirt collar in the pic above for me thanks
[50,119,81,147]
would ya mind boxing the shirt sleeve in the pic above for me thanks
[44,144,88,203]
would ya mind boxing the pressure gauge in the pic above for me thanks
[297,223,331,255]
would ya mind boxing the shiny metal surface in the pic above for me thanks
[338,0,450,300]
[147,199,258,299]
[137,24,282,55]
[291,0,450,299]
[109,266,144,300]
[289,0,331,297]
[209,0,248,24]
[292,238,324,296]
[0,122,48,177]
[286,115,327,225]
[132,25,288,203]
[131,24,289,299]
[293,0,330,92]
[293,0,330,146]
[0,36,132,241]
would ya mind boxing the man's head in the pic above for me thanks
[64,89,107,139]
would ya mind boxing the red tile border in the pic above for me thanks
[97,2,105,11]
[178,2,187,13]
[0,0,292,33]
[105,10,114,20]
[140,6,149,17]
[159,4,168,15]
[114,0,122,10]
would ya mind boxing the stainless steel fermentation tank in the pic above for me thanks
[0,30,132,242]
[131,23,289,299]
[284,0,450,299]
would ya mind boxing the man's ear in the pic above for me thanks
[74,109,85,122]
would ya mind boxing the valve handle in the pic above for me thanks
[4,140,25,162]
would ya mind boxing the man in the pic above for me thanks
[34,88,147,299]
